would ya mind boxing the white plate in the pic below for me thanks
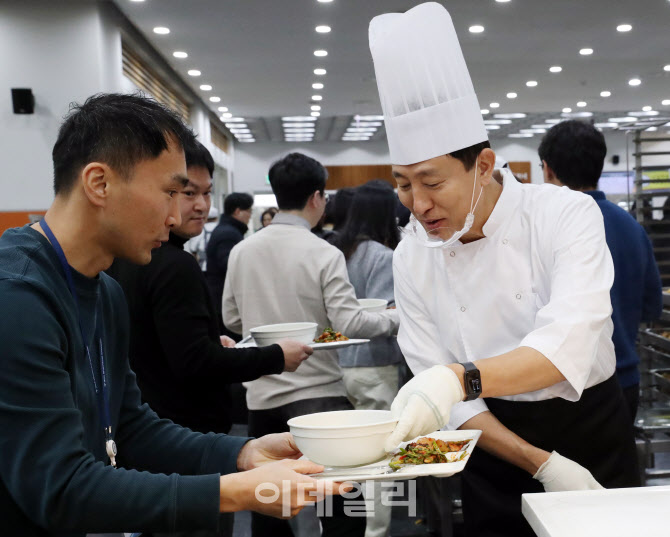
[311,429,481,482]
[236,338,370,350]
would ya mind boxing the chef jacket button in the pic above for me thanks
[460,306,466,312]
[450,251,455,257]
[503,239,509,245]
[516,293,522,299]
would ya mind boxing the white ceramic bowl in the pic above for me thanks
[288,409,398,467]
[358,298,388,313]
[249,322,318,346]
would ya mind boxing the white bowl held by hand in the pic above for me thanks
[288,410,398,466]
[250,322,318,346]
[358,298,388,313]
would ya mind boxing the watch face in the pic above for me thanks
[469,377,482,393]
[465,370,482,394]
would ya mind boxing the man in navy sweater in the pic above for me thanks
[539,120,663,420]
[0,93,341,536]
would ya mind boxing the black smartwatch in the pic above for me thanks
[461,362,482,401]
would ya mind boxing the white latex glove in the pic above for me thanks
[384,365,464,452]
[533,451,604,492]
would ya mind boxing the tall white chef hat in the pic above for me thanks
[369,2,488,165]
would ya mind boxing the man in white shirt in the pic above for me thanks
[369,4,639,537]
[223,152,399,537]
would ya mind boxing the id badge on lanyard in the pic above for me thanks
[40,218,117,467]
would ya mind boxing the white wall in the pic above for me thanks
[232,131,639,192]
[0,1,124,211]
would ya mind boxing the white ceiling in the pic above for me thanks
[114,0,670,142]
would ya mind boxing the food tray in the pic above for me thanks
[640,329,670,354]
[650,369,670,398]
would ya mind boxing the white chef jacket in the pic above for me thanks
[393,169,616,429]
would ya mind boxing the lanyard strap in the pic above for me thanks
[40,218,117,467]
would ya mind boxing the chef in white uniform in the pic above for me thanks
[369,4,639,537]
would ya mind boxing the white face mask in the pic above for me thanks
[402,157,483,248]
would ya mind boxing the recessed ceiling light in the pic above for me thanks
[173,51,188,59]
[225,123,247,128]
[153,27,170,34]
[311,95,323,101]
[609,117,637,123]
[664,65,670,72]
[129,0,145,2]
[562,107,572,113]
[227,117,246,122]
[312,83,324,89]
[646,126,658,132]
[663,100,670,106]
[495,113,526,119]
[469,25,485,33]
[353,121,383,127]
[642,106,653,112]
[311,105,321,111]
[209,96,221,103]
[549,66,562,73]
[490,102,500,108]
[545,119,562,124]
[316,25,331,33]
[283,116,317,122]
[314,50,328,57]
[595,123,618,128]
[629,110,659,117]
[235,134,254,139]
[221,112,232,118]
[317,0,334,3]
[577,101,587,107]
[481,109,490,115]
[495,0,511,2]
[508,133,534,138]
[347,128,377,133]
[229,129,251,134]
[342,137,371,141]
[526,80,538,87]
[579,48,593,55]
[629,78,641,86]
[600,90,611,97]
[187,69,201,77]
[563,111,593,118]
[200,84,212,91]
[284,128,316,133]
[314,68,327,75]
[520,128,547,134]
[355,115,385,121]
[485,125,501,130]
[311,111,321,117]
[506,92,517,99]
[484,119,512,125]
[238,139,255,143]
[218,106,228,112]
[616,24,632,32]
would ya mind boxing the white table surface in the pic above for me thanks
[522,485,670,537]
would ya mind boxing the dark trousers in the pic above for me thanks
[622,383,640,423]
[462,375,640,537]
[248,396,366,537]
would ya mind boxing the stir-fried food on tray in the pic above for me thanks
[314,328,349,343]
[389,437,471,470]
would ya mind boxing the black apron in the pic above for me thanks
[462,374,640,537]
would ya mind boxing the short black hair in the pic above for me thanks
[184,139,215,177]
[52,93,196,196]
[224,192,254,215]
[538,120,606,190]
[268,153,327,210]
[449,140,492,171]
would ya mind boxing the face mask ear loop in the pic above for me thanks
[469,157,484,216]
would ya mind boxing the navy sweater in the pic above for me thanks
[585,191,662,388]
[0,226,250,536]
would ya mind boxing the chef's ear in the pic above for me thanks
[478,148,496,186]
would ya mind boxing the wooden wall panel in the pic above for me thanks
[0,211,46,234]
[324,165,394,190]
[508,161,532,183]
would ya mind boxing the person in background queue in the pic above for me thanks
[368,5,639,537]
[0,93,343,537]
[206,191,254,337]
[539,120,662,422]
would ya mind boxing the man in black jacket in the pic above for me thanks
[207,192,254,335]
[108,141,312,437]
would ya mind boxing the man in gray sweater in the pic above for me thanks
[223,153,399,537]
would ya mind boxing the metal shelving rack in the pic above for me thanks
[620,119,670,483]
